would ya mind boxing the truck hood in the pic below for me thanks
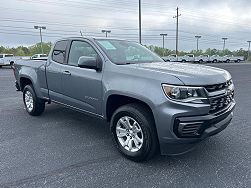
[130,62,231,85]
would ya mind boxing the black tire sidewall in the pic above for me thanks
[23,85,44,116]
[111,106,153,161]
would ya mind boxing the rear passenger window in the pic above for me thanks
[0,55,3,58]
[52,40,68,64]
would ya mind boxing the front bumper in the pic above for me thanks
[154,100,235,155]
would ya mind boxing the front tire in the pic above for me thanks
[110,104,158,162]
[23,85,45,116]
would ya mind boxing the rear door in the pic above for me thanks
[46,40,68,103]
[61,40,103,115]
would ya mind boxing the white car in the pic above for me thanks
[31,54,48,60]
[162,54,178,62]
[221,55,245,63]
[178,54,195,62]
[0,54,16,68]
[209,55,221,63]
[195,55,210,63]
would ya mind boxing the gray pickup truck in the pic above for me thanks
[13,37,235,161]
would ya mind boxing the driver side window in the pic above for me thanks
[68,41,98,67]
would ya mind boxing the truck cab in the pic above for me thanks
[31,54,48,60]
[0,54,15,67]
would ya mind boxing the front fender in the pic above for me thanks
[103,90,156,119]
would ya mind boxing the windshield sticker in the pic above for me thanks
[98,41,117,50]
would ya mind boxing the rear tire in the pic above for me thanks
[23,85,45,116]
[110,104,158,162]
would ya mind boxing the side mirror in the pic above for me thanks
[78,56,102,71]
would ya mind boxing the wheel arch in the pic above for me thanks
[105,93,155,123]
[20,76,33,91]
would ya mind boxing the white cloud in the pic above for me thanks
[0,0,250,51]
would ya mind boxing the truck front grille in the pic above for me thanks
[203,79,234,114]
[209,94,234,114]
[205,80,233,93]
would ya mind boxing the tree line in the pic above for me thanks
[0,42,52,56]
[149,45,250,60]
[0,42,250,61]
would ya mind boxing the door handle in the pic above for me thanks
[63,70,71,75]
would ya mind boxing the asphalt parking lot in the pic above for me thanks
[0,63,250,188]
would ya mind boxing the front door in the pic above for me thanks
[61,40,103,115]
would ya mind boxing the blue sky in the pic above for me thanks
[0,0,251,51]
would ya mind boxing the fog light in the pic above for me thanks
[177,121,204,137]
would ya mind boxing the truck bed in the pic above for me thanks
[14,59,48,99]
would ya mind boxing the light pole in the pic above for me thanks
[34,26,46,54]
[247,41,251,58]
[80,30,84,37]
[160,33,168,57]
[101,30,111,38]
[222,37,228,51]
[195,36,201,52]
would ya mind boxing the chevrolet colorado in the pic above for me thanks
[13,37,235,161]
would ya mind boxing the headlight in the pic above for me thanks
[162,84,208,103]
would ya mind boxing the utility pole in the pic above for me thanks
[160,34,168,57]
[222,37,228,51]
[139,0,142,44]
[173,7,181,55]
[101,30,111,37]
[195,35,202,52]
[80,30,83,37]
[34,26,46,54]
[247,41,251,58]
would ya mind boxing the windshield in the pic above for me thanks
[96,39,163,64]
[5,55,14,57]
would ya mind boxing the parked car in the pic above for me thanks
[221,55,245,63]
[0,54,16,68]
[209,55,221,63]
[162,54,178,62]
[31,54,48,60]
[195,55,210,63]
[13,37,235,161]
[178,54,195,62]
